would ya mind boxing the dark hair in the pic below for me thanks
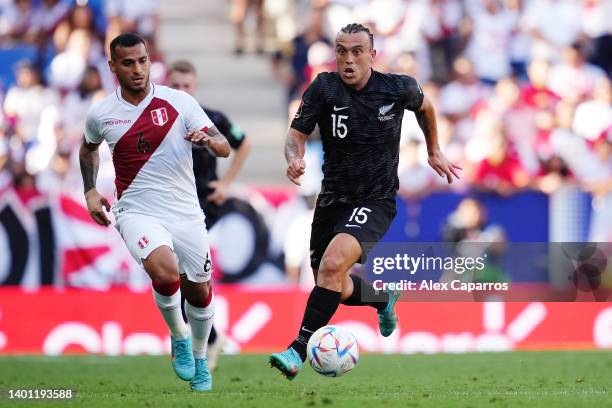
[339,23,374,48]
[168,60,196,75]
[109,32,147,60]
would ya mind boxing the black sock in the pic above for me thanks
[208,325,217,344]
[289,285,341,361]
[342,274,389,311]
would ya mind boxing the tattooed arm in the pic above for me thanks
[185,125,231,157]
[79,138,111,226]
[415,95,462,184]
[284,127,308,185]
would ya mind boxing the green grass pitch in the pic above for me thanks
[0,352,610,407]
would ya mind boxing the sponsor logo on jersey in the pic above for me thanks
[378,103,396,121]
[103,118,132,127]
[204,253,212,274]
[333,105,349,111]
[150,107,168,126]
[137,236,149,249]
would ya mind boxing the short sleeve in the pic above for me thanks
[290,74,323,135]
[401,76,424,112]
[84,106,103,144]
[182,92,214,132]
[226,122,246,149]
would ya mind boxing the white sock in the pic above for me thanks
[185,294,215,359]
[152,288,190,340]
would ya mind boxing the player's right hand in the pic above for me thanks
[286,158,306,186]
[85,189,112,226]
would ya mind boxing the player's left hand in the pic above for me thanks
[185,129,211,146]
[207,180,229,205]
[428,150,462,184]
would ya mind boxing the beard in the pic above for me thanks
[118,73,149,94]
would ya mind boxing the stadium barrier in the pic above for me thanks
[1,287,611,355]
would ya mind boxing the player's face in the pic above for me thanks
[167,71,197,96]
[109,43,150,94]
[335,32,375,89]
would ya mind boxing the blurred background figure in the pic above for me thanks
[230,0,265,55]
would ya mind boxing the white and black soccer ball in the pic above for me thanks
[307,325,359,377]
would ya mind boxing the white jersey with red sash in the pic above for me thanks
[84,83,213,222]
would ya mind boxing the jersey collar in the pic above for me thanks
[342,69,376,93]
[115,82,155,109]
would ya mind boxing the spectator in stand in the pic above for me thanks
[58,65,105,146]
[53,3,104,57]
[548,42,608,103]
[104,0,160,55]
[581,0,612,76]
[426,0,467,83]
[439,56,489,122]
[3,61,58,145]
[472,124,530,194]
[572,77,612,142]
[521,59,560,111]
[271,6,330,106]
[398,139,439,199]
[48,28,93,91]
[465,0,516,84]
[520,0,582,61]
[230,0,265,55]
[0,0,33,42]
[28,0,70,47]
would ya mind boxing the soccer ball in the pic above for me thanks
[307,325,359,377]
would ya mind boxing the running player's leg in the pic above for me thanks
[270,233,359,379]
[116,215,194,381]
[173,219,215,391]
[289,232,361,355]
[333,201,400,336]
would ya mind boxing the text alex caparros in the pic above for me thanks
[371,253,509,292]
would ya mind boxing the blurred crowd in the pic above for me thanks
[0,0,162,198]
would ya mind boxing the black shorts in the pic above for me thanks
[309,199,396,269]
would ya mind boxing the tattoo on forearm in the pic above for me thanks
[79,143,99,193]
[285,136,300,162]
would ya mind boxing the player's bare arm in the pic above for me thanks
[79,138,111,226]
[284,127,308,185]
[185,125,230,157]
[416,95,462,184]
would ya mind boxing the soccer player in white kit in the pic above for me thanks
[78,33,230,392]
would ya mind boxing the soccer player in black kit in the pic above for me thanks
[269,23,461,380]
[167,60,251,372]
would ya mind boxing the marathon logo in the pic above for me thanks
[104,118,132,127]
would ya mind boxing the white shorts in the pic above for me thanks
[115,213,212,283]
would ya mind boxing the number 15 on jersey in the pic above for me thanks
[331,114,348,139]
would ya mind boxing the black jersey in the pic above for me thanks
[192,106,245,202]
[290,70,424,206]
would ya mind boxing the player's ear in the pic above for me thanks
[370,48,376,61]
[108,59,116,74]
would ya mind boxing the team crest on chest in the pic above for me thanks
[150,107,168,126]
[378,102,396,122]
